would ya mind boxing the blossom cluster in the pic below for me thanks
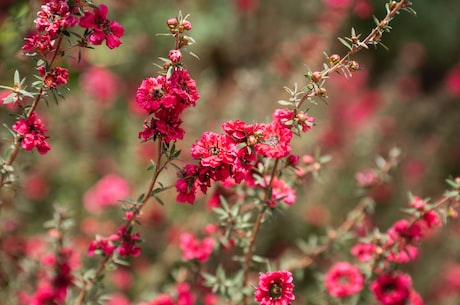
[176,108,315,205]
[321,195,443,304]
[136,17,199,143]
[12,111,50,154]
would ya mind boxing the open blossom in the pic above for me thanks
[35,0,78,39]
[79,4,124,49]
[191,132,235,168]
[257,176,296,208]
[254,271,295,305]
[12,112,50,154]
[22,33,54,55]
[83,174,130,213]
[38,66,68,89]
[351,242,376,262]
[136,68,199,143]
[370,273,413,305]
[255,121,293,158]
[179,233,214,262]
[324,262,364,298]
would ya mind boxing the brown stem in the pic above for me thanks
[298,0,410,108]
[241,158,280,305]
[73,139,165,305]
[0,32,67,192]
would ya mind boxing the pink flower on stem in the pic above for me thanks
[351,242,376,262]
[35,0,78,39]
[79,66,121,106]
[324,262,364,298]
[38,66,69,89]
[370,273,413,305]
[83,174,130,214]
[79,4,124,49]
[169,49,182,63]
[22,33,55,56]
[255,121,293,159]
[191,132,235,168]
[12,111,50,154]
[179,232,214,262]
[258,176,296,208]
[254,271,295,305]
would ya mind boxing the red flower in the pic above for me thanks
[257,176,296,208]
[254,271,295,305]
[255,121,293,159]
[38,66,69,89]
[79,4,124,49]
[35,0,78,39]
[351,242,376,262]
[370,273,412,305]
[191,132,235,168]
[12,112,50,154]
[324,262,364,298]
[179,233,214,262]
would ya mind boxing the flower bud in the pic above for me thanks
[328,54,340,65]
[311,71,322,83]
[348,61,360,72]
[167,18,178,28]
[168,49,182,63]
[316,87,327,96]
[182,20,192,30]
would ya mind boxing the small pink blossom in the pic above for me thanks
[38,66,69,89]
[324,262,364,298]
[83,174,130,213]
[179,232,214,262]
[12,112,50,154]
[79,4,124,49]
[255,121,293,158]
[79,66,121,105]
[169,49,182,63]
[258,176,296,208]
[254,271,295,305]
[351,242,376,262]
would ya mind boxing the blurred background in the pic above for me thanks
[1,0,460,304]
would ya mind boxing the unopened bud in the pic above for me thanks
[311,71,322,83]
[348,61,360,72]
[389,1,398,10]
[247,135,258,146]
[316,87,327,96]
[182,20,192,30]
[328,54,340,65]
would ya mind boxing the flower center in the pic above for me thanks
[269,282,283,298]
[267,135,279,147]
[208,146,220,156]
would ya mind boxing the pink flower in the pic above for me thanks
[177,283,195,305]
[148,294,175,305]
[38,66,69,89]
[83,174,130,213]
[12,112,50,154]
[445,63,460,97]
[257,176,296,208]
[35,0,78,39]
[169,49,182,63]
[370,273,413,305]
[255,121,293,158]
[79,4,124,49]
[22,33,54,55]
[351,242,376,262]
[254,271,295,305]
[191,132,235,168]
[324,262,364,298]
[355,169,378,187]
[79,66,121,105]
[179,232,214,262]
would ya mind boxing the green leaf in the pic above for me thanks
[338,37,352,50]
